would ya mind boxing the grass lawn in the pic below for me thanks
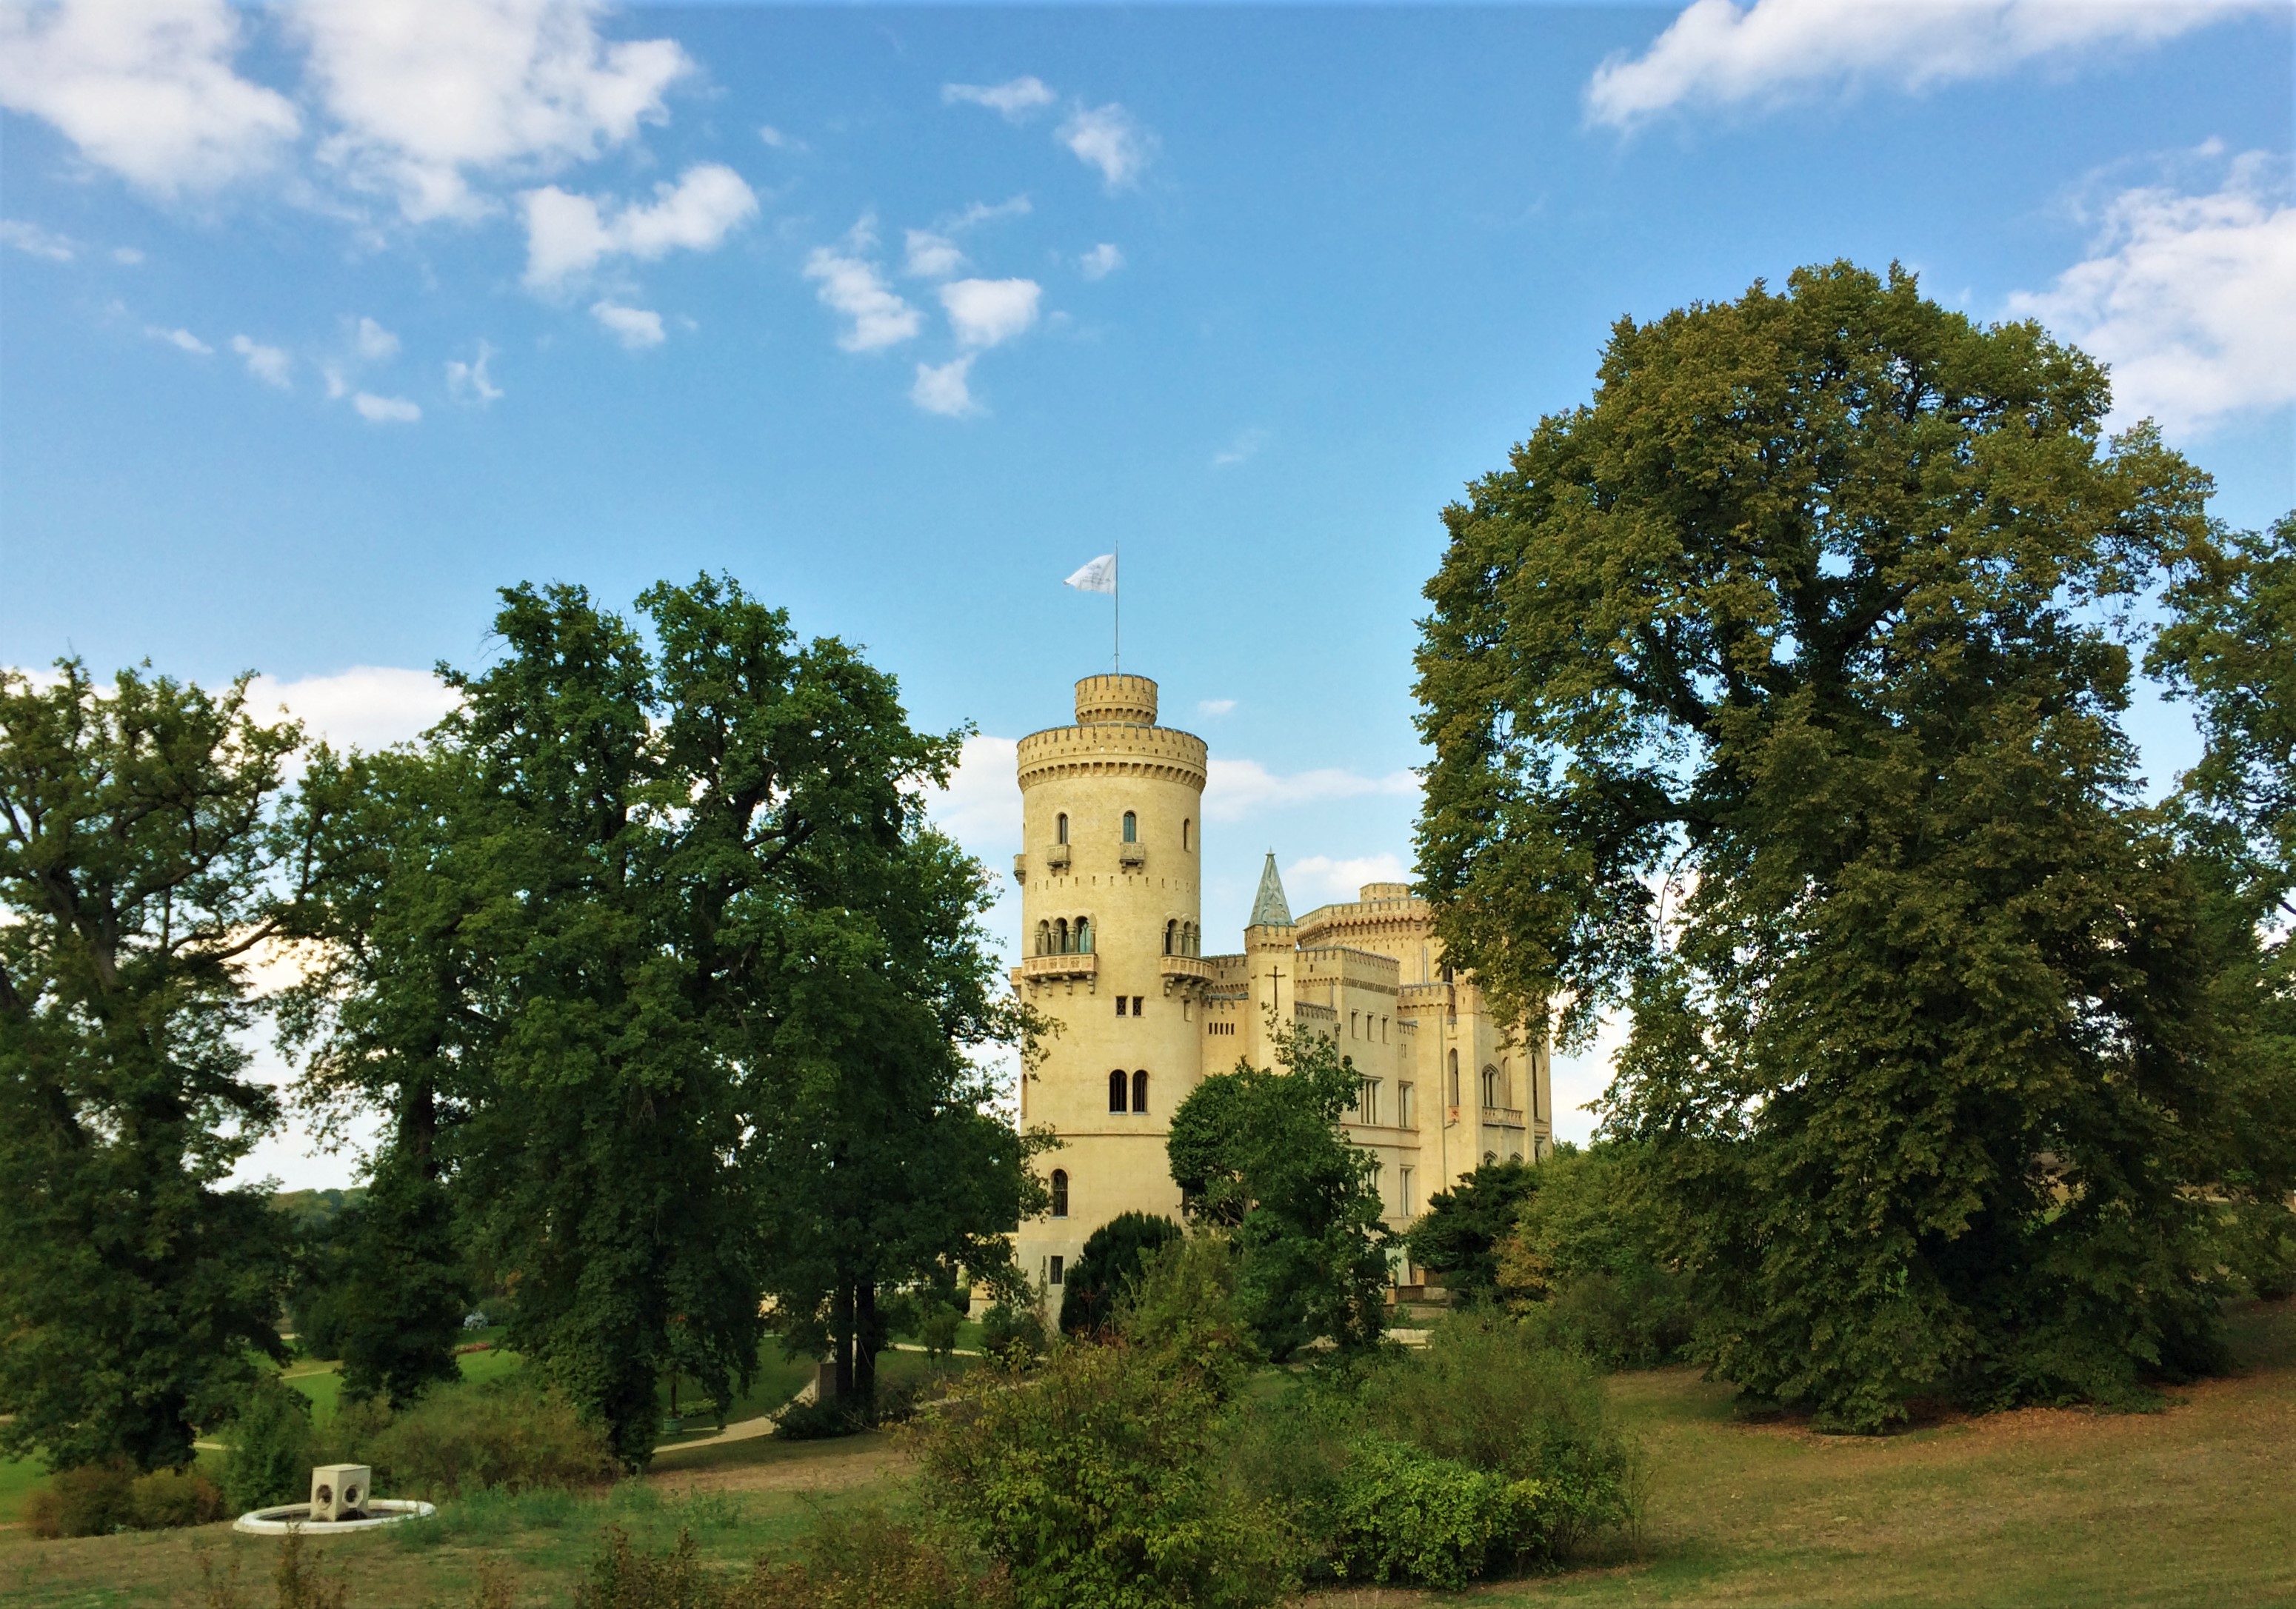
[3,1302,2289,1606]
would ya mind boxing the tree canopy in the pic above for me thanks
[0,663,344,1470]
[1415,261,2295,1428]
[1167,1025,1389,1358]
[1400,1158,1538,1301]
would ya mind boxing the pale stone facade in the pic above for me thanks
[1010,672,1552,1300]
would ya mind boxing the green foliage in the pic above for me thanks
[1327,1435,1552,1590]
[0,661,344,1471]
[1058,1211,1181,1337]
[916,1341,1296,1609]
[1401,1157,1538,1299]
[287,1163,467,1405]
[287,576,1039,1461]
[1117,1234,1261,1402]
[764,1506,1015,1609]
[219,1376,321,1515]
[127,1465,227,1528]
[1415,260,2291,1431]
[978,1299,1047,1366]
[363,1376,616,1497]
[24,1462,134,1538]
[1165,1026,1390,1359]
[1498,1144,1691,1369]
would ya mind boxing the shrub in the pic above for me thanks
[977,1300,1046,1366]
[1328,1435,1552,1590]
[1058,1212,1182,1337]
[573,1525,723,1609]
[916,1342,1295,1609]
[1498,1143,1692,1369]
[1356,1314,1640,1555]
[24,1462,135,1538]
[219,1377,321,1516]
[1519,1265,1693,1371]
[127,1467,227,1528]
[916,1300,963,1360]
[368,1376,615,1497]
[765,1507,1015,1609]
[775,1395,867,1442]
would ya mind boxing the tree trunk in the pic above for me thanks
[832,1278,855,1402]
[854,1282,878,1413]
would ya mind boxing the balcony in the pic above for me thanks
[1011,853,1027,885]
[1047,843,1071,872]
[1158,954,1213,996]
[1021,952,1097,983]
[1118,841,1146,869]
[1486,1108,1525,1128]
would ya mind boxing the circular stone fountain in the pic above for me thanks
[233,1463,435,1534]
[233,1499,436,1534]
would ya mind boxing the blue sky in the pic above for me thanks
[4,0,2292,1182]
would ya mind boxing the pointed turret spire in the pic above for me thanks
[1249,851,1294,928]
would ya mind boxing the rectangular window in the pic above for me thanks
[1134,995,1144,1014]
[1350,1011,1359,1037]
[1357,1078,1379,1125]
[1049,1255,1064,1285]
[1116,997,1127,1017]
[1399,1082,1415,1128]
[1401,1167,1415,1216]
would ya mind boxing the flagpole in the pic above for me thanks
[1114,543,1121,674]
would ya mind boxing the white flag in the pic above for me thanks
[1065,553,1117,594]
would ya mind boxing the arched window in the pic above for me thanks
[1482,1152,1497,1166]
[1056,813,1069,846]
[1076,917,1092,953]
[1108,1069,1128,1113]
[1447,1050,1460,1106]
[1122,811,1138,843]
[1035,920,1052,956]
[1182,818,1191,850]
[1164,919,1177,956]
[1055,918,1069,954]
[1050,1168,1069,1217]
[1482,1065,1499,1107]
[1132,1069,1149,1113]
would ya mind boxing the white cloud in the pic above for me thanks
[589,299,664,349]
[1203,758,1418,822]
[941,277,1041,348]
[230,333,290,388]
[927,734,1021,858]
[1,218,78,261]
[247,665,460,753]
[296,0,693,224]
[352,392,421,423]
[905,229,966,278]
[521,161,757,289]
[445,341,504,401]
[112,246,144,264]
[353,315,400,361]
[757,123,804,152]
[1212,427,1268,466]
[1197,698,1238,717]
[0,0,299,195]
[1285,852,1411,909]
[942,76,1058,121]
[323,364,350,399]
[1059,103,1153,191]
[804,218,921,352]
[1586,0,2263,129]
[2009,150,2296,436]
[911,355,978,417]
[1079,241,1124,280]
[146,324,211,354]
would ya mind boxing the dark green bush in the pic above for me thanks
[1499,1143,1692,1369]
[1519,1265,1693,1370]
[775,1395,867,1442]
[219,1376,321,1515]
[766,1507,1015,1609]
[367,1376,615,1496]
[1058,1211,1181,1337]
[977,1299,1045,1366]
[24,1462,134,1537]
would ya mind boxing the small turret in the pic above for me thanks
[1248,852,1294,929]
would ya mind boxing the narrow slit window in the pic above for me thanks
[1122,811,1138,843]
[1050,1169,1069,1217]
[1056,813,1069,846]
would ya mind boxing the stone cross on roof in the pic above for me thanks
[1249,851,1294,928]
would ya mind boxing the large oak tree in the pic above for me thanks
[1415,262,2295,1429]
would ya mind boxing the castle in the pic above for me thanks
[1010,672,1552,1298]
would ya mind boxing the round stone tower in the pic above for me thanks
[1011,674,1209,1305]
